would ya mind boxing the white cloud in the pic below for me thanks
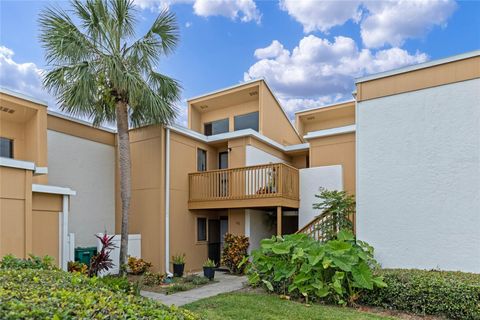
[280,0,362,33]
[0,46,52,105]
[244,36,428,116]
[279,0,456,48]
[133,0,260,23]
[193,0,261,23]
[361,0,457,48]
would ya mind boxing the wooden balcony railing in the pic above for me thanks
[189,163,299,203]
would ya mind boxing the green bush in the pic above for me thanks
[247,230,386,305]
[99,275,137,294]
[0,268,199,319]
[359,269,480,320]
[0,254,56,270]
[143,272,166,286]
[221,233,249,274]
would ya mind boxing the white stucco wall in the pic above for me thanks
[245,209,276,253]
[357,79,480,273]
[299,165,343,228]
[245,145,286,166]
[47,130,116,247]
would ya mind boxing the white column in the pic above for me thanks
[62,195,69,271]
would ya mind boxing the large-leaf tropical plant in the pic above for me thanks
[39,0,180,275]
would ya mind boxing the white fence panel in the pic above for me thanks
[96,234,141,276]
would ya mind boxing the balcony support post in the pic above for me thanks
[276,206,282,236]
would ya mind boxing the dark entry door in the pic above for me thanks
[218,152,229,196]
[208,219,221,266]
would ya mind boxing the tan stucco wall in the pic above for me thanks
[309,133,356,195]
[260,83,303,146]
[32,193,62,265]
[356,55,480,102]
[0,166,32,259]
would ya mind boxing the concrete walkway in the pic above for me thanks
[141,272,246,306]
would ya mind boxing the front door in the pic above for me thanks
[208,219,221,266]
[219,152,228,169]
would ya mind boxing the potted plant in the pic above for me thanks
[172,254,185,277]
[203,258,216,280]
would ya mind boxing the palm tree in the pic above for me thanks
[39,0,180,275]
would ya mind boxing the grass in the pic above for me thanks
[184,292,397,320]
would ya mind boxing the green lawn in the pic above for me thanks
[183,292,397,320]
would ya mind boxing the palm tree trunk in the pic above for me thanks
[116,101,131,276]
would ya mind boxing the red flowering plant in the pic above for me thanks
[88,234,116,277]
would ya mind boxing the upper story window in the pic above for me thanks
[0,137,13,158]
[197,148,207,171]
[204,118,229,136]
[234,112,259,132]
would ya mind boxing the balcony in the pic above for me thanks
[188,163,299,209]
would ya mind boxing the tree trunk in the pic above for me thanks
[116,101,131,276]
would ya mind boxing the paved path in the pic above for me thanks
[141,272,246,306]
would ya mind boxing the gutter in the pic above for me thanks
[165,128,171,275]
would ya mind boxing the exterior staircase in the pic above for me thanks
[296,211,331,242]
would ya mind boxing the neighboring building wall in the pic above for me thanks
[47,130,115,247]
[298,165,343,228]
[260,83,302,146]
[309,133,356,194]
[357,78,480,273]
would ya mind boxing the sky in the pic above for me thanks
[1,0,479,126]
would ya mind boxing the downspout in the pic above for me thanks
[62,195,69,271]
[165,128,171,275]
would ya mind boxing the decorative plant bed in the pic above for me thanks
[128,273,217,295]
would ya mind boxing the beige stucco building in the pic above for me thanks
[1,50,478,273]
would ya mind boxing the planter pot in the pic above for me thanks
[203,266,215,280]
[173,263,185,277]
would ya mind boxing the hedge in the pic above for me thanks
[0,268,199,319]
[359,269,480,320]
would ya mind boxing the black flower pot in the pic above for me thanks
[173,263,185,277]
[203,266,215,280]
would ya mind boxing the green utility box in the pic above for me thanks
[74,247,97,265]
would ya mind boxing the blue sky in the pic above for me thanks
[1,0,479,125]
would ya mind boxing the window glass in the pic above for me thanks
[204,118,229,136]
[0,137,13,158]
[234,112,259,131]
[197,148,207,171]
[197,218,207,241]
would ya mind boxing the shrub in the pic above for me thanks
[359,269,480,320]
[128,256,152,275]
[166,283,190,295]
[313,188,355,241]
[184,274,209,285]
[89,234,116,277]
[0,254,56,270]
[99,275,136,294]
[68,261,88,275]
[143,272,166,286]
[0,268,199,319]
[221,233,249,274]
[247,230,385,305]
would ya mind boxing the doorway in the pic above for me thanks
[208,217,229,267]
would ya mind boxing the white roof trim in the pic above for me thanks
[34,166,48,176]
[48,110,116,133]
[0,157,35,171]
[356,50,480,83]
[168,124,309,153]
[187,78,263,102]
[0,87,48,106]
[304,125,356,140]
[295,99,355,115]
[32,184,76,196]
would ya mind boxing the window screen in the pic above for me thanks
[197,218,207,241]
[234,112,259,131]
[197,148,207,171]
[204,118,229,136]
[0,137,13,158]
